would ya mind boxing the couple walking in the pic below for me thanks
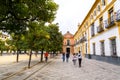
[62,52,70,62]
[72,51,82,67]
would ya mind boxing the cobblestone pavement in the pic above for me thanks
[27,55,120,80]
[0,54,120,80]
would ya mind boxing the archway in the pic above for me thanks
[66,48,70,53]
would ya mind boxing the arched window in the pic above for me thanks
[67,40,70,46]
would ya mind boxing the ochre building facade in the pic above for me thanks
[63,31,74,54]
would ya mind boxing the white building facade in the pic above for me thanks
[74,0,120,65]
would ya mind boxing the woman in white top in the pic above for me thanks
[72,53,77,65]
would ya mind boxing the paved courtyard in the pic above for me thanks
[27,55,120,80]
[0,54,120,80]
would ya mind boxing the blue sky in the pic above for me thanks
[53,0,95,35]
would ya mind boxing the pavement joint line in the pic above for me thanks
[1,68,26,80]
[1,56,56,80]
[94,62,119,74]
[85,58,120,74]
[23,58,55,80]
[1,59,50,80]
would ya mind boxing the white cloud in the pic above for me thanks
[54,0,95,34]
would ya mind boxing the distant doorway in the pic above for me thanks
[66,48,70,53]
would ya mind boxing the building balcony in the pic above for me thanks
[105,15,115,28]
[63,44,74,46]
[97,24,104,33]
[74,40,79,45]
[116,9,120,22]
[91,32,95,37]
[80,36,87,43]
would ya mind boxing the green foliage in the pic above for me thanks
[26,22,50,50]
[0,0,60,53]
[0,40,5,50]
[47,24,63,52]
[0,0,58,34]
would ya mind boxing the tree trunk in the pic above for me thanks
[16,50,19,62]
[40,48,44,62]
[0,50,2,56]
[28,50,32,68]
[53,51,56,57]
[24,50,26,54]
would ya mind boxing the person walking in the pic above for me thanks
[62,52,65,62]
[44,52,49,62]
[66,52,70,62]
[78,51,82,67]
[72,53,77,65]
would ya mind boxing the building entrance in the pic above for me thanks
[66,48,70,53]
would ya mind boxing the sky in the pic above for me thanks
[53,0,95,35]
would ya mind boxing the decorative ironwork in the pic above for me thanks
[105,15,115,28]
[116,9,120,21]
[80,36,87,43]
[97,23,104,33]
[91,32,95,37]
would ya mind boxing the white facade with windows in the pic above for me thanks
[74,0,120,64]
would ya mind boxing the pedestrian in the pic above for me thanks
[78,51,82,67]
[62,52,65,62]
[44,52,49,62]
[66,52,70,62]
[72,53,77,65]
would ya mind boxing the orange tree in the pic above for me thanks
[47,24,63,56]
[0,0,58,67]
[26,21,50,67]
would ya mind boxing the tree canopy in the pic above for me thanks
[0,0,58,34]
[0,0,63,66]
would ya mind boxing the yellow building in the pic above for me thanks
[74,0,120,64]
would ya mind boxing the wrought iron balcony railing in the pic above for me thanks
[74,36,87,45]
[105,15,115,28]
[91,31,95,37]
[80,36,87,43]
[97,23,104,33]
[116,9,120,21]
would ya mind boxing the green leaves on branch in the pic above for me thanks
[0,0,62,53]
[0,0,58,34]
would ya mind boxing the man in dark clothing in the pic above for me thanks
[62,52,65,62]
[66,52,70,62]
[78,51,82,67]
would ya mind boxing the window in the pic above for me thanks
[108,7,114,23]
[97,5,101,11]
[67,40,70,46]
[100,17,103,23]
[100,41,105,55]
[99,17,103,27]
[97,17,104,33]
[86,43,87,54]
[91,15,93,20]
[94,10,96,16]
[102,0,106,6]
[110,38,117,56]
[105,7,115,28]
[116,9,120,21]
[93,43,96,55]
[91,23,95,36]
